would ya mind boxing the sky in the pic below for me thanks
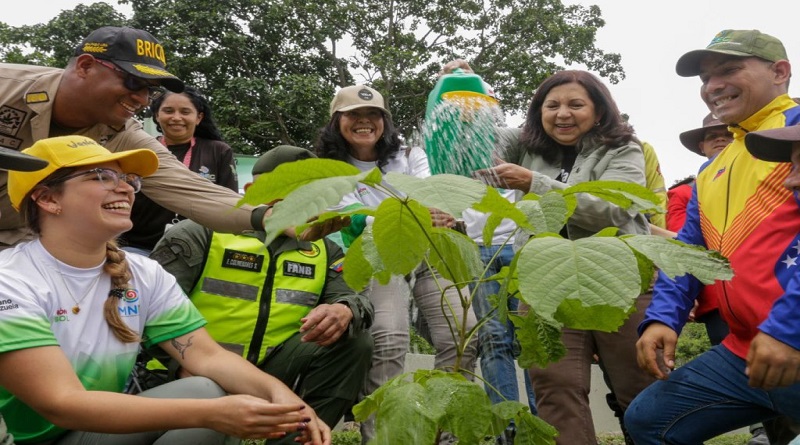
[6,0,799,186]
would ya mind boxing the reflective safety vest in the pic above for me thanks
[191,232,328,365]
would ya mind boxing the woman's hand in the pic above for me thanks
[208,395,313,440]
[269,392,331,445]
[429,208,456,228]
[473,162,533,191]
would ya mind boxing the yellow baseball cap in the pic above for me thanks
[8,135,159,210]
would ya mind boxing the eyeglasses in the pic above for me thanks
[50,168,143,193]
[94,59,165,102]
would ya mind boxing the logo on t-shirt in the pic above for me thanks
[0,298,19,312]
[118,288,141,317]
[53,307,70,323]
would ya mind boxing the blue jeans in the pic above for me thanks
[625,345,800,444]
[471,244,536,414]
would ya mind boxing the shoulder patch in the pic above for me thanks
[298,243,321,258]
[25,92,50,104]
[0,105,27,142]
[330,257,344,273]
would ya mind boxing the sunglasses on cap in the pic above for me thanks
[94,58,165,103]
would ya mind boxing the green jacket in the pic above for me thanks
[496,127,650,239]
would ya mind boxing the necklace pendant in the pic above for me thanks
[72,306,80,315]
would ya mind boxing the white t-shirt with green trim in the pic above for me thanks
[0,240,206,443]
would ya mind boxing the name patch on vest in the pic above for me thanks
[221,249,264,272]
[283,261,315,278]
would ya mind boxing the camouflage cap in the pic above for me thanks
[252,145,316,175]
[676,29,787,77]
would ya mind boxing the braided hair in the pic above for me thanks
[22,170,140,343]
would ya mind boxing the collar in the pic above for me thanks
[730,94,796,139]
[244,231,315,256]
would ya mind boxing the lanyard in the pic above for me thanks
[158,136,197,168]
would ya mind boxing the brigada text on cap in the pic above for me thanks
[75,26,184,92]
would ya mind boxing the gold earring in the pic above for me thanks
[53,206,62,215]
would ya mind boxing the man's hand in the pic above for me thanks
[296,216,351,241]
[299,303,353,346]
[745,332,800,390]
[266,203,350,241]
[635,322,678,380]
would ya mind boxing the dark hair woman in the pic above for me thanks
[314,84,478,442]
[119,86,239,255]
[475,69,655,445]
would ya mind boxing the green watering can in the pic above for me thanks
[423,68,500,177]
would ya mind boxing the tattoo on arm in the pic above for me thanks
[171,336,194,360]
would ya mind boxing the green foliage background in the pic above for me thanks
[0,0,625,153]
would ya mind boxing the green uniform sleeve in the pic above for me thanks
[149,220,212,293]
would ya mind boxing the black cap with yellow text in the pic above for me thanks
[75,26,184,92]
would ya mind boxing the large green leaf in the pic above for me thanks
[538,192,572,233]
[428,228,483,285]
[511,312,566,369]
[352,372,409,422]
[472,187,531,244]
[372,198,432,276]
[384,172,487,218]
[515,191,572,236]
[515,410,559,445]
[622,235,733,285]
[490,401,557,445]
[553,300,631,332]
[342,236,374,292]
[425,375,494,444]
[562,180,661,215]
[260,168,382,245]
[237,158,363,206]
[516,236,642,330]
[373,383,438,445]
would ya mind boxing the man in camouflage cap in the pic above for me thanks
[627,29,800,444]
[144,146,374,445]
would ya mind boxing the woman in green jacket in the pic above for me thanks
[476,69,655,445]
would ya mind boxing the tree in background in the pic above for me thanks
[0,0,624,154]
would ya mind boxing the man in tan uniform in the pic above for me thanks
[0,26,342,248]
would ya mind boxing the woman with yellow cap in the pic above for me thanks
[0,136,329,445]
